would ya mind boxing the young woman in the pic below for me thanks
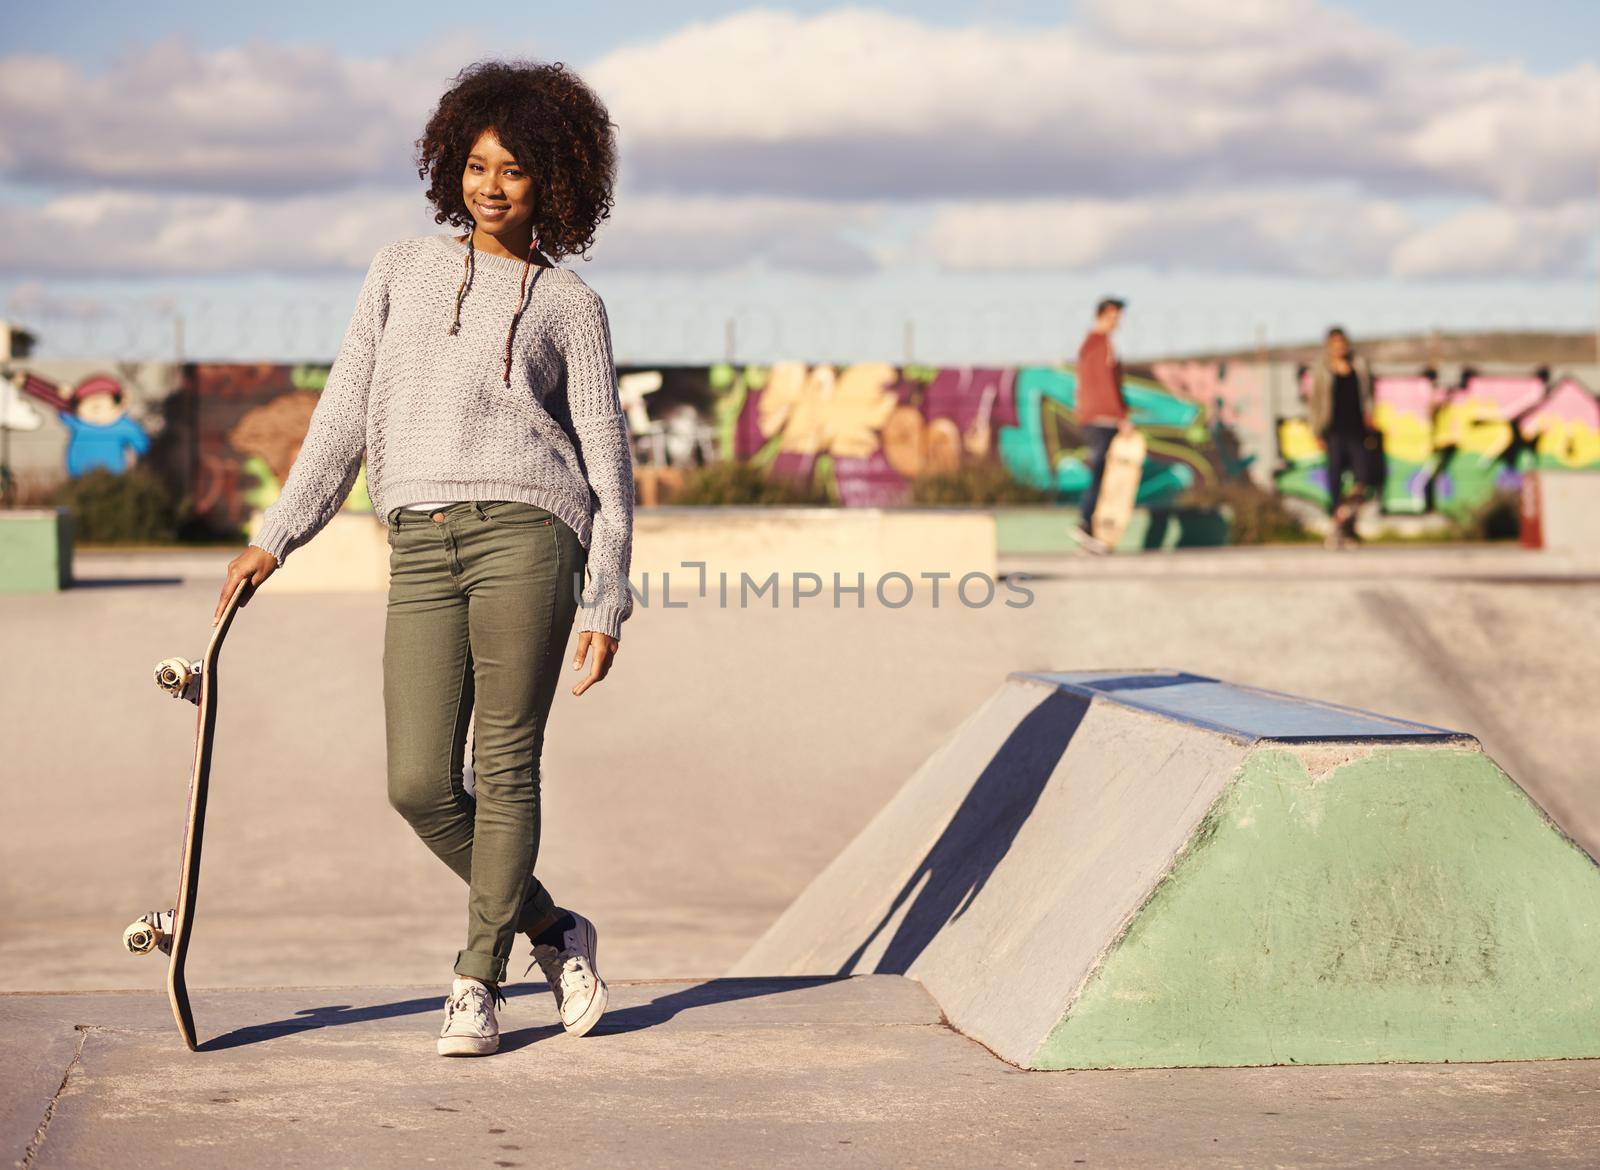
[1307,326,1377,549]
[213,60,635,1056]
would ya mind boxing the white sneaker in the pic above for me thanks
[528,911,609,1037]
[437,976,501,1056]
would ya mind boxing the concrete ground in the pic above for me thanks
[10,978,1600,1169]
[4,541,1596,992]
[5,540,1599,1165]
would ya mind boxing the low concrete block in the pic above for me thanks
[734,670,1600,1068]
[248,506,998,595]
[1527,470,1600,558]
[633,507,996,585]
[0,507,72,592]
[246,510,388,593]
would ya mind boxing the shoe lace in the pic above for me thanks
[524,945,592,1002]
[445,981,503,1031]
[560,954,594,996]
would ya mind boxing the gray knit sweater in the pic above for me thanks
[250,234,634,640]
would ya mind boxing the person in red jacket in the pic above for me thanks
[1072,297,1133,553]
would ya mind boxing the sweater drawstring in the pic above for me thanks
[448,228,541,388]
[502,236,539,386]
[448,229,475,335]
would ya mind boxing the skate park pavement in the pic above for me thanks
[9,979,1600,1168]
[6,541,1600,1166]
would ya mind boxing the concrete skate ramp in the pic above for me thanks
[733,670,1600,1069]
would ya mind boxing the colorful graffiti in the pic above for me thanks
[1,356,1251,533]
[180,363,374,531]
[709,361,1233,507]
[1277,370,1600,516]
[1150,360,1266,435]
[11,371,151,476]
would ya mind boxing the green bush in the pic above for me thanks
[49,467,179,544]
[908,462,1052,506]
[1177,478,1313,545]
[672,461,833,506]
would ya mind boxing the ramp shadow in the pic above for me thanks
[838,687,1089,976]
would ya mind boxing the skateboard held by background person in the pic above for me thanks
[1090,429,1147,552]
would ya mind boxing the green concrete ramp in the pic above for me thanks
[732,670,1600,1069]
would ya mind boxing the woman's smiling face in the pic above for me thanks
[462,129,536,246]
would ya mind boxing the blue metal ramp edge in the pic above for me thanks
[1012,670,1469,744]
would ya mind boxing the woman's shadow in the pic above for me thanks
[200,976,844,1053]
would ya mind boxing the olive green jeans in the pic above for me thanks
[382,499,587,984]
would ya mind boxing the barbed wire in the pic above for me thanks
[5,292,1595,366]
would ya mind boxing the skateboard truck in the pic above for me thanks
[153,657,203,705]
[123,909,176,956]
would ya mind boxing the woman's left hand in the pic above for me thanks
[571,631,618,696]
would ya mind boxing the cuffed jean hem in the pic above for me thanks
[455,949,510,984]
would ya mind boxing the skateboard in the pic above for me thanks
[122,577,253,1050]
[1090,428,1147,551]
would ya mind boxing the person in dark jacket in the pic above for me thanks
[1305,326,1376,549]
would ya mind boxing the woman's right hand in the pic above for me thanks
[215,546,280,624]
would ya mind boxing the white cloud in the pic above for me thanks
[1404,64,1600,207]
[5,5,1594,209]
[1390,201,1599,279]
[0,189,432,276]
[919,190,1415,275]
[0,187,884,277]
[0,3,1594,283]
[0,35,474,194]
[921,190,1599,280]
[588,4,1600,207]
[595,192,885,275]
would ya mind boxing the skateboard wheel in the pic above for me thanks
[153,657,201,703]
[123,910,175,956]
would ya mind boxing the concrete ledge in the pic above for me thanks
[634,507,996,583]
[248,506,998,593]
[245,510,387,592]
[1525,470,1600,558]
[0,507,72,593]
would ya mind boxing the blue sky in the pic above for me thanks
[2,1,1596,363]
[4,1,1597,70]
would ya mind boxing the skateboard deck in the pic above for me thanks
[124,577,252,1050]
[1090,429,1147,550]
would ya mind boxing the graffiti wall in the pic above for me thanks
[1275,369,1600,516]
[184,363,374,531]
[27,354,1591,532]
[1,362,174,488]
[3,358,1240,532]
[0,360,362,534]
[708,361,1236,507]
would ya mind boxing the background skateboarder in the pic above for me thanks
[212,58,635,1056]
[1072,296,1134,554]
